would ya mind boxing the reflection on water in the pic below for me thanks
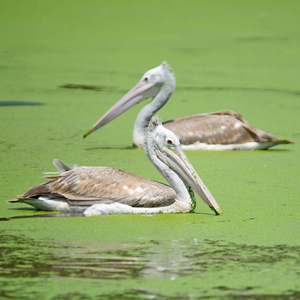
[0,234,299,298]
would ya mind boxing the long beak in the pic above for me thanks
[156,146,223,215]
[83,81,156,138]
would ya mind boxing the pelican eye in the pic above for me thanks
[144,77,148,82]
[167,139,173,145]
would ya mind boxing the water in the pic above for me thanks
[1,231,299,298]
[1,0,300,299]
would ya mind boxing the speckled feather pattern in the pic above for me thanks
[22,166,176,208]
[163,111,288,146]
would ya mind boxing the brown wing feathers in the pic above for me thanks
[164,110,292,145]
[15,166,176,208]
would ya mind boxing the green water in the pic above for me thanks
[1,1,299,299]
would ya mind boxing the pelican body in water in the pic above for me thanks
[83,62,292,150]
[9,117,222,216]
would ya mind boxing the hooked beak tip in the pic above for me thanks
[83,129,92,139]
[210,206,224,216]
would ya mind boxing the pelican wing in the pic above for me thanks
[163,110,285,145]
[22,166,176,208]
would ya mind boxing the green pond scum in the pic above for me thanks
[0,0,299,299]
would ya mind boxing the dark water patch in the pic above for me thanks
[0,101,44,107]
[177,86,300,98]
[59,83,116,93]
[84,145,135,151]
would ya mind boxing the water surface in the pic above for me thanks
[0,1,299,299]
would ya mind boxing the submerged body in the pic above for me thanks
[84,62,292,150]
[9,117,222,216]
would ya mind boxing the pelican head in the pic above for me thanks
[145,116,222,215]
[83,62,176,142]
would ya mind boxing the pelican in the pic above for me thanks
[83,62,292,150]
[8,117,222,216]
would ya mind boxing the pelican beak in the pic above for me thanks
[83,81,157,138]
[156,146,223,215]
